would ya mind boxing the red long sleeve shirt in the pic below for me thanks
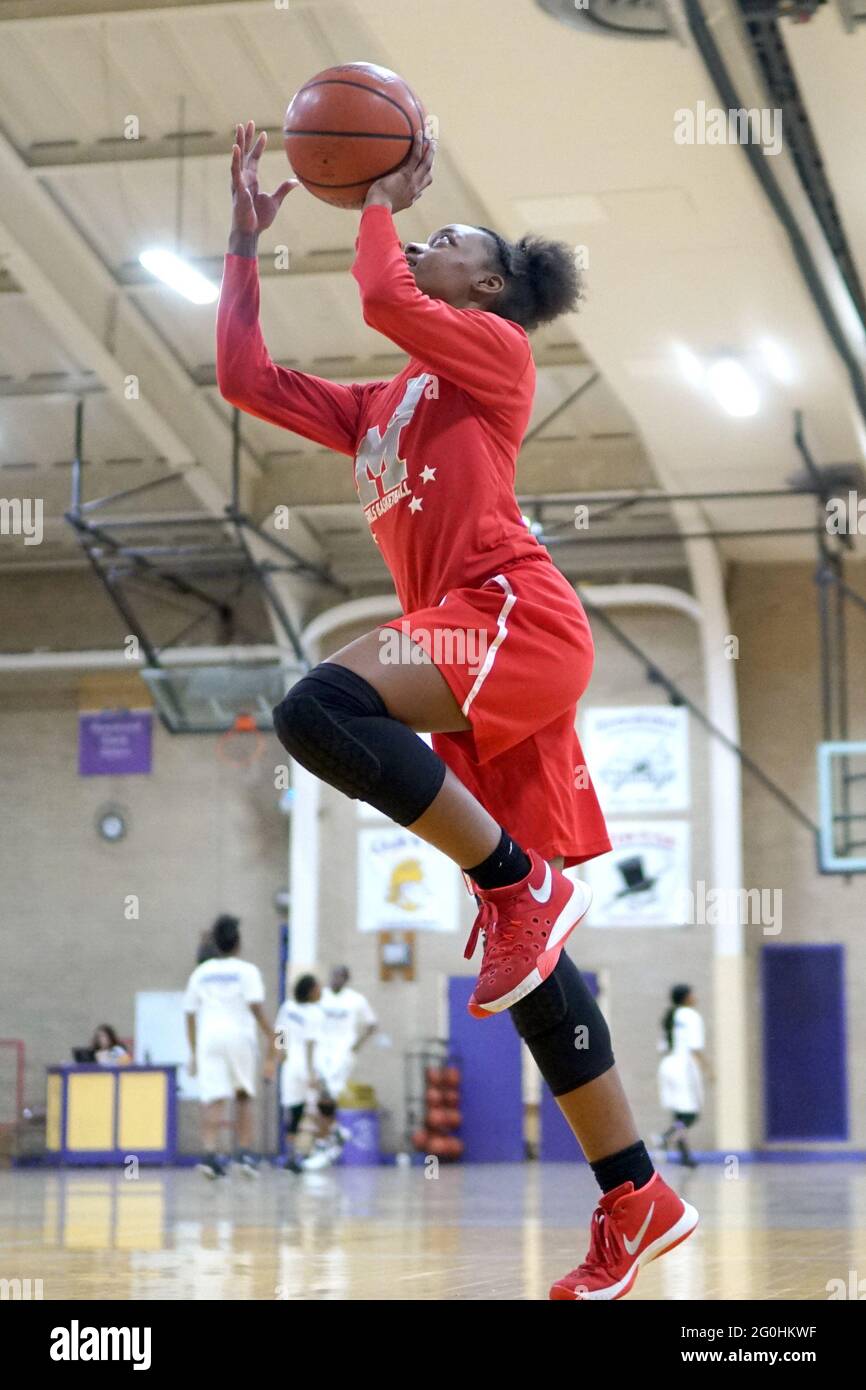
[216,204,544,614]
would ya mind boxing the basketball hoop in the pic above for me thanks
[216,713,266,769]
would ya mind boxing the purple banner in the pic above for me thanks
[78,709,152,776]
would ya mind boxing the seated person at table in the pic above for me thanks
[91,1024,131,1066]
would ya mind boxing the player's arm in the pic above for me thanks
[184,1012,197,1076]
[353,136,531,406]
[249,1001,277,1080]
[691,1047,714,1083]
[217,120,370,456]
[305,1038,317,1089]
[249,1000,273,1042]
[352,1023,377,1055]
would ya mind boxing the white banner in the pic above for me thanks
[582,706,690,813]
[582,821,691,927]
[357,826,459,933]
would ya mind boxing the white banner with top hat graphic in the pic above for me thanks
[581,821,691,927]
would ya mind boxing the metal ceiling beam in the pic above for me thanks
[0,344,592,399]
[0,125,328,590]
[26,129,283,172]
[0,0,270,20]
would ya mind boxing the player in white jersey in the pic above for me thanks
[318,965,378,1101]
[656,984,712,1169]
[302,966,378,1170]
[272,974,324,1172]
[184,914,274,1179]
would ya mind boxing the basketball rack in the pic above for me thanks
[64,399,347,732]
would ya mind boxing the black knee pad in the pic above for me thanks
[273,662,446,825]
[510,952,614,1095]
[273,665,384,802]
[317,1098,337,1118]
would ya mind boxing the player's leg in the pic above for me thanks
[234,1090,254,1148]
[201,1099,224,1152]
[280,1104,305,1172]
[198,1099,229,1179]
[274,629,511,870]
[515,958,698,1300]
[674,1111,699,1168]
[302,1092,340,1170]
[233,1091,259,1176]
[197,1043,232,1178]
[227,1038,260,1175]
[273,627,589,1015]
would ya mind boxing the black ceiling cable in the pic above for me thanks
[684,0,866,430]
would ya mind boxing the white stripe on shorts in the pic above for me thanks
[461,573,516,718]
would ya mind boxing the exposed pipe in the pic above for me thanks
[0,644,289,673]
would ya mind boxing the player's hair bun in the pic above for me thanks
[479,228,584,331]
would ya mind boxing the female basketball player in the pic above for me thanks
[217,121,698,1298]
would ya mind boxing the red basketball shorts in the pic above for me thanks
[380,557,611,867]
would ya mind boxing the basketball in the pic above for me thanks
[283,63,426,209]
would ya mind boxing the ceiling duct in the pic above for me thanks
[534,0,677,38]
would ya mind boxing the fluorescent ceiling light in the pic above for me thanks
[138,249,218,305]
[758,337,795,385]
[673,342,705,389]
[706,357,760,418]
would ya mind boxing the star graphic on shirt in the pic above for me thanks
[408,495,423,514]
[419,465,437,484]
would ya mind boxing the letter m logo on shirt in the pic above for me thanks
[354,374,430,507]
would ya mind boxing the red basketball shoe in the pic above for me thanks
[464,850,592,1018]
[549,1172,699,1300]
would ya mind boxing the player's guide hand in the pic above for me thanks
[230,119,298,238]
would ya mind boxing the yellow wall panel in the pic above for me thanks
[67,1073,114,1151]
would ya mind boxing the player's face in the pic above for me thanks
[404,225,503,310]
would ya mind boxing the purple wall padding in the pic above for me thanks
[762,944,848,1141]
[448,976,524,1162]
[539,970,598,1161]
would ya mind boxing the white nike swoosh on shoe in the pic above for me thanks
[528,861,553,904]
[623,1202,655,1256]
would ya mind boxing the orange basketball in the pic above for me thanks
[426,1107,450,1133]
[425,1066,446,1086]
[411,1127,428,1152]
[442,1137,464,1160]
[443,1066,461,1087]
[283,63,426,209]
[425,1086,445,1109]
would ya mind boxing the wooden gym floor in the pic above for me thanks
[1,1161,863,1300]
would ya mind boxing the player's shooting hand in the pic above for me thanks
[230,120,298,242]
[364,130,435,214]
